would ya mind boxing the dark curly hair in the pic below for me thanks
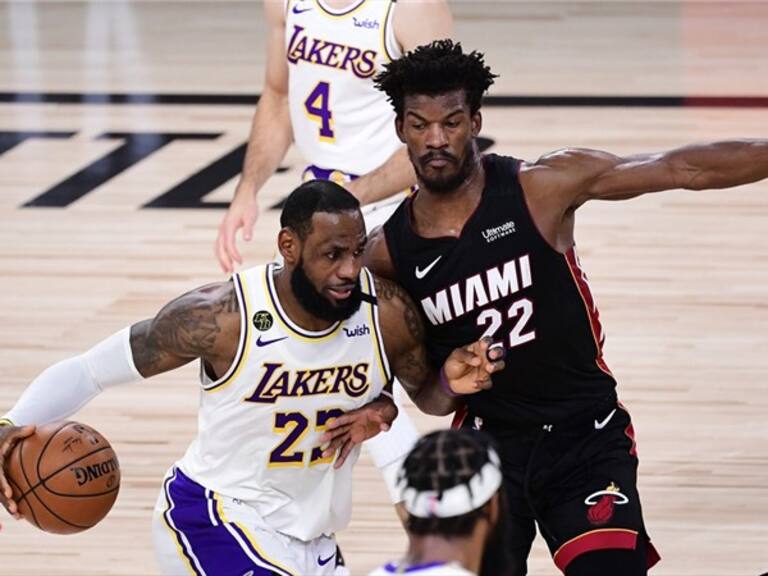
[400,429,500,537]
[374,39,497,119]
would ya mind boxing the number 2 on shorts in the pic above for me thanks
[304,81,335,142]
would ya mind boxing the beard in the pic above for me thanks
[290,260,363,323]
[413,139,477,194]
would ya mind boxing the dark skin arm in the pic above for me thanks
[0,281,241,525]
[374,275,505,416]
[520,140,768,252]
[129,281,241,379]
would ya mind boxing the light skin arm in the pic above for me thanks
[215,0,293,273]
[346,0,454,204]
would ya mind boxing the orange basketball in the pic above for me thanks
[3,421,120,534]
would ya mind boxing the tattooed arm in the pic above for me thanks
[375,276,505,416]
[131,281,241,379]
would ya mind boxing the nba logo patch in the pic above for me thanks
[253,310,274,331]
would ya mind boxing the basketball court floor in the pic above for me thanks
[1,1,767,574]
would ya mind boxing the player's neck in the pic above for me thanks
[273,267,338,332]
[404,534,482,574]
[320,0,359,9]
[411,156,485,239]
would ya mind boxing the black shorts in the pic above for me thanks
[458,399,661,574]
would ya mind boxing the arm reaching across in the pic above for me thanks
[374,276,505,416]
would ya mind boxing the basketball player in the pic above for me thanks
[215,0,454,511]
[215,0,453,271]
[365,40,768,576]
[369,429,509,576]
[0,180,504,575]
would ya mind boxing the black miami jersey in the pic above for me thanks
[384,154,617,426]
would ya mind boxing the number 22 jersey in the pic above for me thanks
[383,154,617,427]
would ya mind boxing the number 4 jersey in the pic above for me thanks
[383,154,618,427]
[177,263,390,541]
[284,0,402,175]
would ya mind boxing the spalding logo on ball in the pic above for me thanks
[3,421,120,534]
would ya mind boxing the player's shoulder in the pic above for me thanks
[369,273,424,343]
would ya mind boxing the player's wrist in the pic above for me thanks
[439,367,463,398]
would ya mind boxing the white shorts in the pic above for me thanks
[152,467,349,576]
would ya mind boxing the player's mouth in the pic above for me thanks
[422,153,456,169]
[326,285,355,300]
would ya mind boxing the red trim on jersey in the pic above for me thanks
[451,403,468,429]
[617,401,639,457]
[553,529,638,572]
[564,247,614,378]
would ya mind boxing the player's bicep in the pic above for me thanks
[129,282,240,378]
[586,151,680,202]
[129,319,192,378]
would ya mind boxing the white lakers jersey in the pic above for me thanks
[369,561,476,576]
[177,263,391,541]
[284,0,403,175]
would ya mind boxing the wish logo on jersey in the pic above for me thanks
[244,362,371,403]
[286,25,378,79]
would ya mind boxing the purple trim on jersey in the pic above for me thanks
[164,467,293,576]
[302,164,359,183]
[384,561,450,573]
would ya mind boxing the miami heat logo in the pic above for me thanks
[584,482,629,526]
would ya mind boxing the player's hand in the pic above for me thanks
[443,337,505,396]
[0,425,35,525]
[215,184,260,274]
[319,396,398,469]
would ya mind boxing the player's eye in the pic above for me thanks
[411,122,425,130]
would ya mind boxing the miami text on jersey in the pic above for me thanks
[421,255,533,325]
[244,362,371,403]
[286,25,378,79]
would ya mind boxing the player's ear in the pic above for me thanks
[278,228,301,265]
[471,110,482,137]
[395,116,406,143]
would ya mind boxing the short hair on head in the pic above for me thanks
[374,39,498,119]
[400,429,500,537]
[280,179,361,239]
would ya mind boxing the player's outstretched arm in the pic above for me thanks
[374,276,504,416]
[215,0,293,273]
[524,140,768,213]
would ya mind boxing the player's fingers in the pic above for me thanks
[224,221,244,267]
[242,208,258,242]
[215,230,233,273]
[333,440,355,469]
[473,377,493,391]
[486,342,505,361]
[320,423,352,447]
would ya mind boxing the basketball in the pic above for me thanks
[3,421,120,534]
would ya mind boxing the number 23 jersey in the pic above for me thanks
[177,263,390,541]
[383,154,617,427]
